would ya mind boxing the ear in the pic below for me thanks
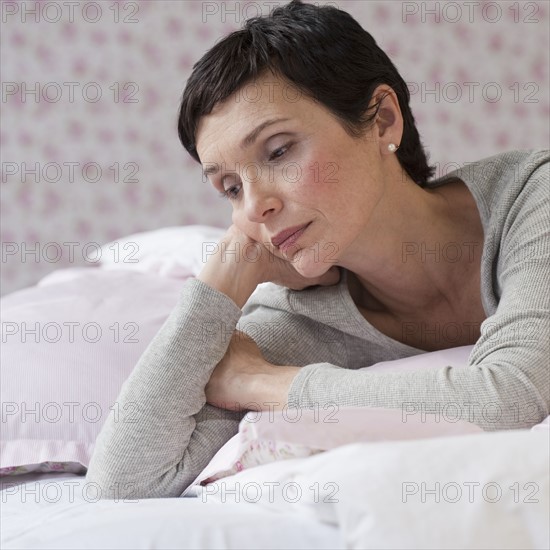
[370,85,404,155]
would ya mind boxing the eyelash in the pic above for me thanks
[218,143,292,201]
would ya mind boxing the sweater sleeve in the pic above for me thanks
[286,162,550,431]
[85,277,248,499]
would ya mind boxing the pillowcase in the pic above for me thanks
[182,400,485,496]
[94,225,225,278]
[1,268,185,476]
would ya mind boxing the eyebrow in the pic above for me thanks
[202,117,291,178]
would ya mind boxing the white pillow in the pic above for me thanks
[197,430,549,549]
[94,225,226,278]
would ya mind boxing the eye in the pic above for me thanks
[218,185,241,201]
[268,142,293,161]
[217,142,294,201]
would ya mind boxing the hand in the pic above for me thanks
[197,225,267,308]
[204,330,271,412]
[258,240,341,291]
[205,330,301,412]
[198,224,341,306]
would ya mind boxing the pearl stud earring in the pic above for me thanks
[388,143,398,153]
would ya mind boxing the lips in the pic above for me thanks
[271,223,310,248]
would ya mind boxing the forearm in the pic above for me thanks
[196,270,260,310]
[86,278,245,499]
[286,361,548,431]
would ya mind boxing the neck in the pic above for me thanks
[339,176,483,319]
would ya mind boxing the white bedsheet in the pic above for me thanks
[1,472,343,549]
[2,428,548,550]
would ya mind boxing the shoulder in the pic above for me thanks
[236,279,356,367]
[467,149,548,206]
[241,270,350,319]
[424,150,548,314]
[488,153,549,307]
[241,282,292,316]
[451,149,548,230]
[427,149,548,193]
[461,148,548,178]
[237,272,358,337]
[498,158,549,265]
[424,149,548,225]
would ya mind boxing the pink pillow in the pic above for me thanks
[188,346,550,496]
[182,402,485,495]
[1,268,185,476]
[185,346,550,492]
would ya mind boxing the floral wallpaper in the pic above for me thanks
[1,0,548,295]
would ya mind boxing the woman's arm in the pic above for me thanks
[85,278,247,499]
[284,162,550,430]
[85,226,339,500]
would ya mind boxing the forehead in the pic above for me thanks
[195,73,316,161]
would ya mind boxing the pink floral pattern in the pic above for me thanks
[199,438,324,486]
[2,1,548,296]
[0,461,86,477]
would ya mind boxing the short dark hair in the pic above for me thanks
[177,0,435,186]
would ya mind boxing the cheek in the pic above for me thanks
[292,150,342,204]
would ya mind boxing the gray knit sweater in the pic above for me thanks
[85,149,549,499]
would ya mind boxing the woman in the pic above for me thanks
[86,0,549,499]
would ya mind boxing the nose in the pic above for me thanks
[242,175,282,223]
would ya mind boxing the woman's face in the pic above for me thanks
[195,72,392,279]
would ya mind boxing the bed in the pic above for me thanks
[2,225,548,550]
[1,471,342,549]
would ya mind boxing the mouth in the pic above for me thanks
[275,222,311,253]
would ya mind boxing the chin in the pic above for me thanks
[291,250,333,279]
